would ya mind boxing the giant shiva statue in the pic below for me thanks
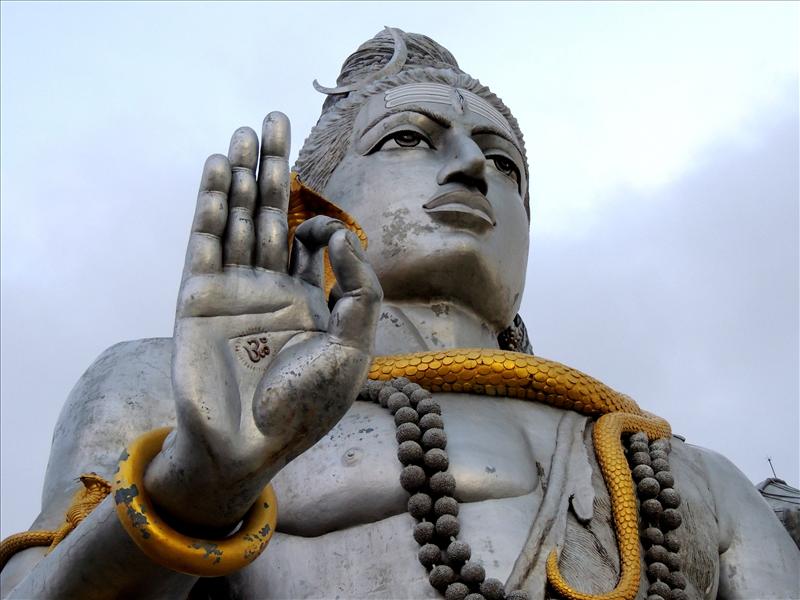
[1,28,798,600]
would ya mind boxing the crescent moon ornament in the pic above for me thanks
[313,26,409,95]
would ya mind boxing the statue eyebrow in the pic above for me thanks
[470,124,524,158]
[361,106,451,137]
[362,107,524,157]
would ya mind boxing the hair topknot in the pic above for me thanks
[320,29,463,113]
[295,28,529,215]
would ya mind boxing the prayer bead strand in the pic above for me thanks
[360,379,529,600]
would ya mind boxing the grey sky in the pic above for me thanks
[1,2,797,538]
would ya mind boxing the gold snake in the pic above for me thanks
[0,474,111,570]
[370,348,671,600]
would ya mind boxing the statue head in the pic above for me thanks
[295,28,530,332]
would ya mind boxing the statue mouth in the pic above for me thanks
[423,185,496,226]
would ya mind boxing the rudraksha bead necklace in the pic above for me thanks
[359,377,529,600]
[626,432,687,600]
[359,379,687,600]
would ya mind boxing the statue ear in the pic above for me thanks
[497,314,533,355]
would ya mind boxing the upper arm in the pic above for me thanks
[37,338,176,527]
[698,447,800,599]
[1,338,176,596]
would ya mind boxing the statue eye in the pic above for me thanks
[489,155,520,184]
[377,130,433,150]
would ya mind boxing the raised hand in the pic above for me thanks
[144,113,382,531]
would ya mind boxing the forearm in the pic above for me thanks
[6,496,196,600]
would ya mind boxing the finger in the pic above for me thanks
[326,229,383,350]
[256,112,291,271]
[224,127,259,266]
[290,216,347,287]
[185,154,231,277]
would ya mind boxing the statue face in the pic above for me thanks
[323,83,530,330]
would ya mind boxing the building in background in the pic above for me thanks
[757,477,800,549]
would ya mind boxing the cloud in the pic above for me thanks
[523,85,799,487]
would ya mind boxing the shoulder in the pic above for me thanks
[669,437,748,496]
[37,338,176,530]
[668,440,750,547]
[673,439,798,555]
[69,337,174,385]
[52,337,175,439]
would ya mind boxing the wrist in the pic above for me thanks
[115,427,277,576]
[143,435,260,533]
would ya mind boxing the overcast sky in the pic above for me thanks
[1,2,797,539]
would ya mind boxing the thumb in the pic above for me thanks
[253,335,371,466]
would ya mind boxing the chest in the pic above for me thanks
[272,393,556,537]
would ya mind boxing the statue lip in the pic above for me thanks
[423,185,496,226]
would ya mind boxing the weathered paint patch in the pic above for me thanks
[190,541,223,564]
[243,540,269,561]
[113,450,129,474]
[113,484,139,505]
[114,484,151,538]
[127,506,151,539]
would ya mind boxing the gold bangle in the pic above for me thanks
[112,427,277,577]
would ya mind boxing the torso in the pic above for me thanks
[40,339,723,599]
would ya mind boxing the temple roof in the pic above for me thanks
[756,477,800,508]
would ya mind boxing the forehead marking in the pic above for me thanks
[384,83,513,138]
[451,88,466,115]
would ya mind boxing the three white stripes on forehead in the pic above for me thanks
[384,83,514,139]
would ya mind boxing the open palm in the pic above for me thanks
[144,113,382,530]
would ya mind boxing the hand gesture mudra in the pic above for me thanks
[144,113,382,531]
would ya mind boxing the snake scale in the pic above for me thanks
[369,348,671,600]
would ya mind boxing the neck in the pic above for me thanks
[373,300,499,356]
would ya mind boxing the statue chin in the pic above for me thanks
[372,237,526,332]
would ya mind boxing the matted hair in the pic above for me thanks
[294,29,530,216]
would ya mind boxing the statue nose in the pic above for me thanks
[437,132,488,195]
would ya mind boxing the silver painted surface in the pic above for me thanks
[3,29,799,600]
